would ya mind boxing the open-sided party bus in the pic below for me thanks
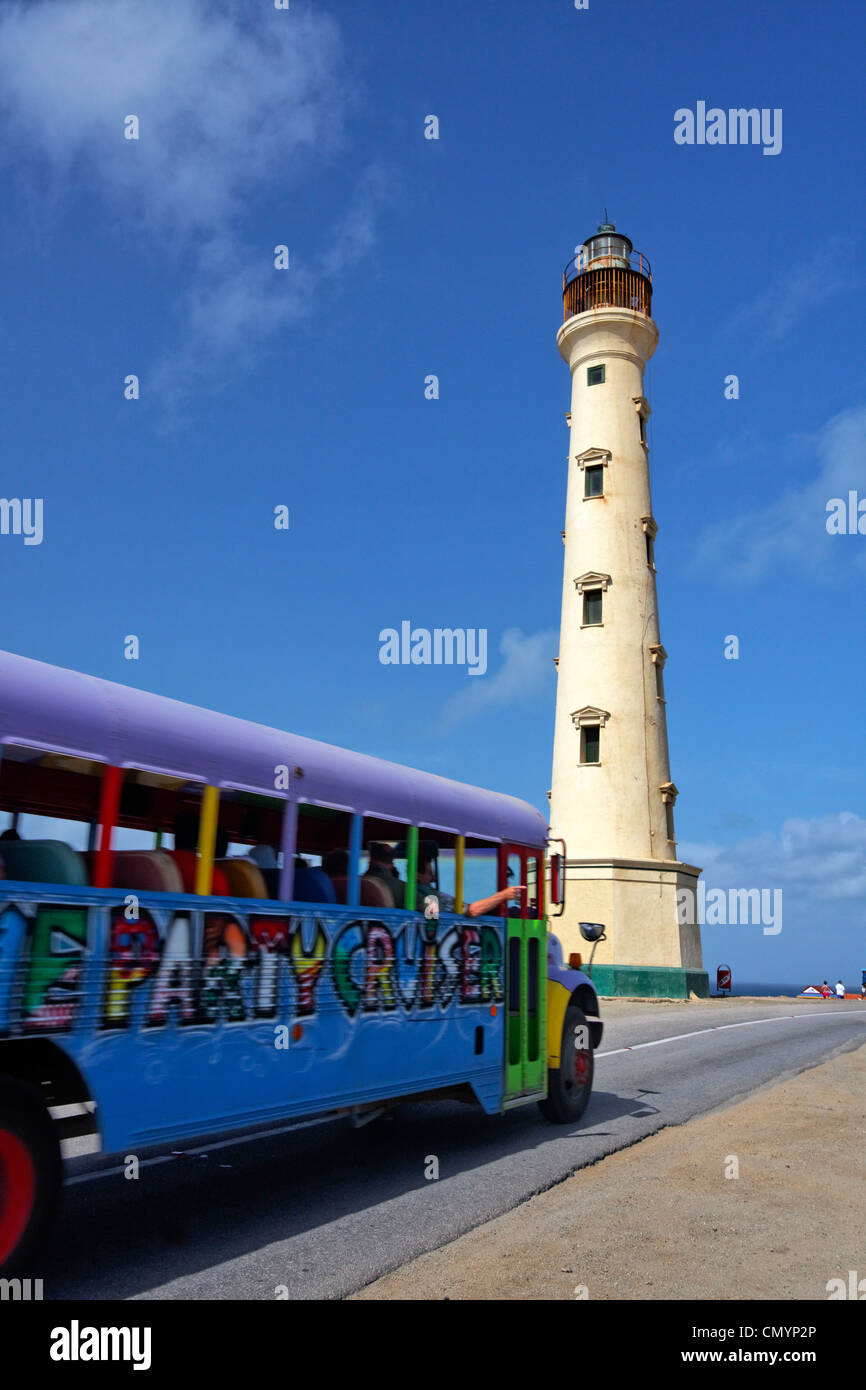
[0,649,602,1272]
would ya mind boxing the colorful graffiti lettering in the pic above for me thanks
[146,914,196,1026]
[250,916,290,1017]
[289,921,328,1017]
[3,900,505,1034]
[22,905,88,1032]
[363,923,397,1012]
[330,918,503,1017]
[104,912,160,1025]
[416,919,438,1009]
[199,915,248,1024]
[460,924,482,1003]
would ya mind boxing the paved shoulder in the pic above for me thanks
[352,1039,866,1300]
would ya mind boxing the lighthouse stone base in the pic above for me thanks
[556,857,709,999]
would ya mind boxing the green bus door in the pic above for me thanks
[504,918,547,1102]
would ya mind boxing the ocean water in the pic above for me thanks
[724,981,811,997]
[724,981,860,998]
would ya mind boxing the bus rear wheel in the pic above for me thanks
[0,1080,62,1275]
[538,1004,594,1124]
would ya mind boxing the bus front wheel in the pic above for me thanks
[0,1079,62,1275]
[538,1004,594,1124]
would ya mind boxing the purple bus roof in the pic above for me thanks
[0,649,547,846]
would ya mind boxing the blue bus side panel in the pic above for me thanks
[0,889,506,1150]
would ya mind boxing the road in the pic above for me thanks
[42,997,866,1300]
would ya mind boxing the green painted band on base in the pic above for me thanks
[587,965,710,1000]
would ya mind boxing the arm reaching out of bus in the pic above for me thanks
[464,885,525,918]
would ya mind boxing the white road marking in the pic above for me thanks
[596,1009,866,1058]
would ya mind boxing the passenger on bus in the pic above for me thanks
[248,843,280,897]
[416,846,454,912]
[364,842,404,908]
[415,842,524,919]
[322,849,348,878]
[0,828,17,879]
[321,848,351,903]
[292,855,337,904]
[464,886,525,918]
[170,811,230,896]
[248,843,277,869]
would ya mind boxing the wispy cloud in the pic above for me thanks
[692,404,866,582]
[728,235,859,349]
[150,164,389,406]
[680,811,866,980]
[682,811,866,904]
[0,0,384,401]
[437,628,557,731]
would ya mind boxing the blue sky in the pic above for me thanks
[0,0,864,985]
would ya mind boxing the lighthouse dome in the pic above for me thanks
[584,222,633,270]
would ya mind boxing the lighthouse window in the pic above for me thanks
[585,464,604,498]
[583,589,603,626]
[580,725,601,764]
[587,364,605,387]
[645,532,655,568]
[665,800,676,843]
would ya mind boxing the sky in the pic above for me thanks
[0,0,864,986]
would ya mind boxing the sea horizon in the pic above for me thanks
[723,980,862,997]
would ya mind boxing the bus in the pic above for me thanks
[0,648,603,1274]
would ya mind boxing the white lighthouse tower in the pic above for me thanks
[549,223,706,997]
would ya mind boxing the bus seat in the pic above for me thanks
[329,875,395,909]
[109,851,185,893]
[361,876,396,909]
[217,858,268,899]
[293,864,337,904]
[0,839,89,887]
[327,874,347,905]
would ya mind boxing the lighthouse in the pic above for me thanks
[549,223,707,998]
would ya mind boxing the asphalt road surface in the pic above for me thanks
[41,997,866,1300]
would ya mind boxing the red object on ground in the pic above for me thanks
[716,965,732,992]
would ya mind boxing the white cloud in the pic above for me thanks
[728,235,858,348]
[0,0,383,397]
[437,628,557,731]
[692,404,866,582]
[680,811,866,982]
[149,164,388,404]
[681,811,866,904]
[0,0,345,234]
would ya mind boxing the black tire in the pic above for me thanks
[538,1004,594,1124]
[0,1078,62,1275]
